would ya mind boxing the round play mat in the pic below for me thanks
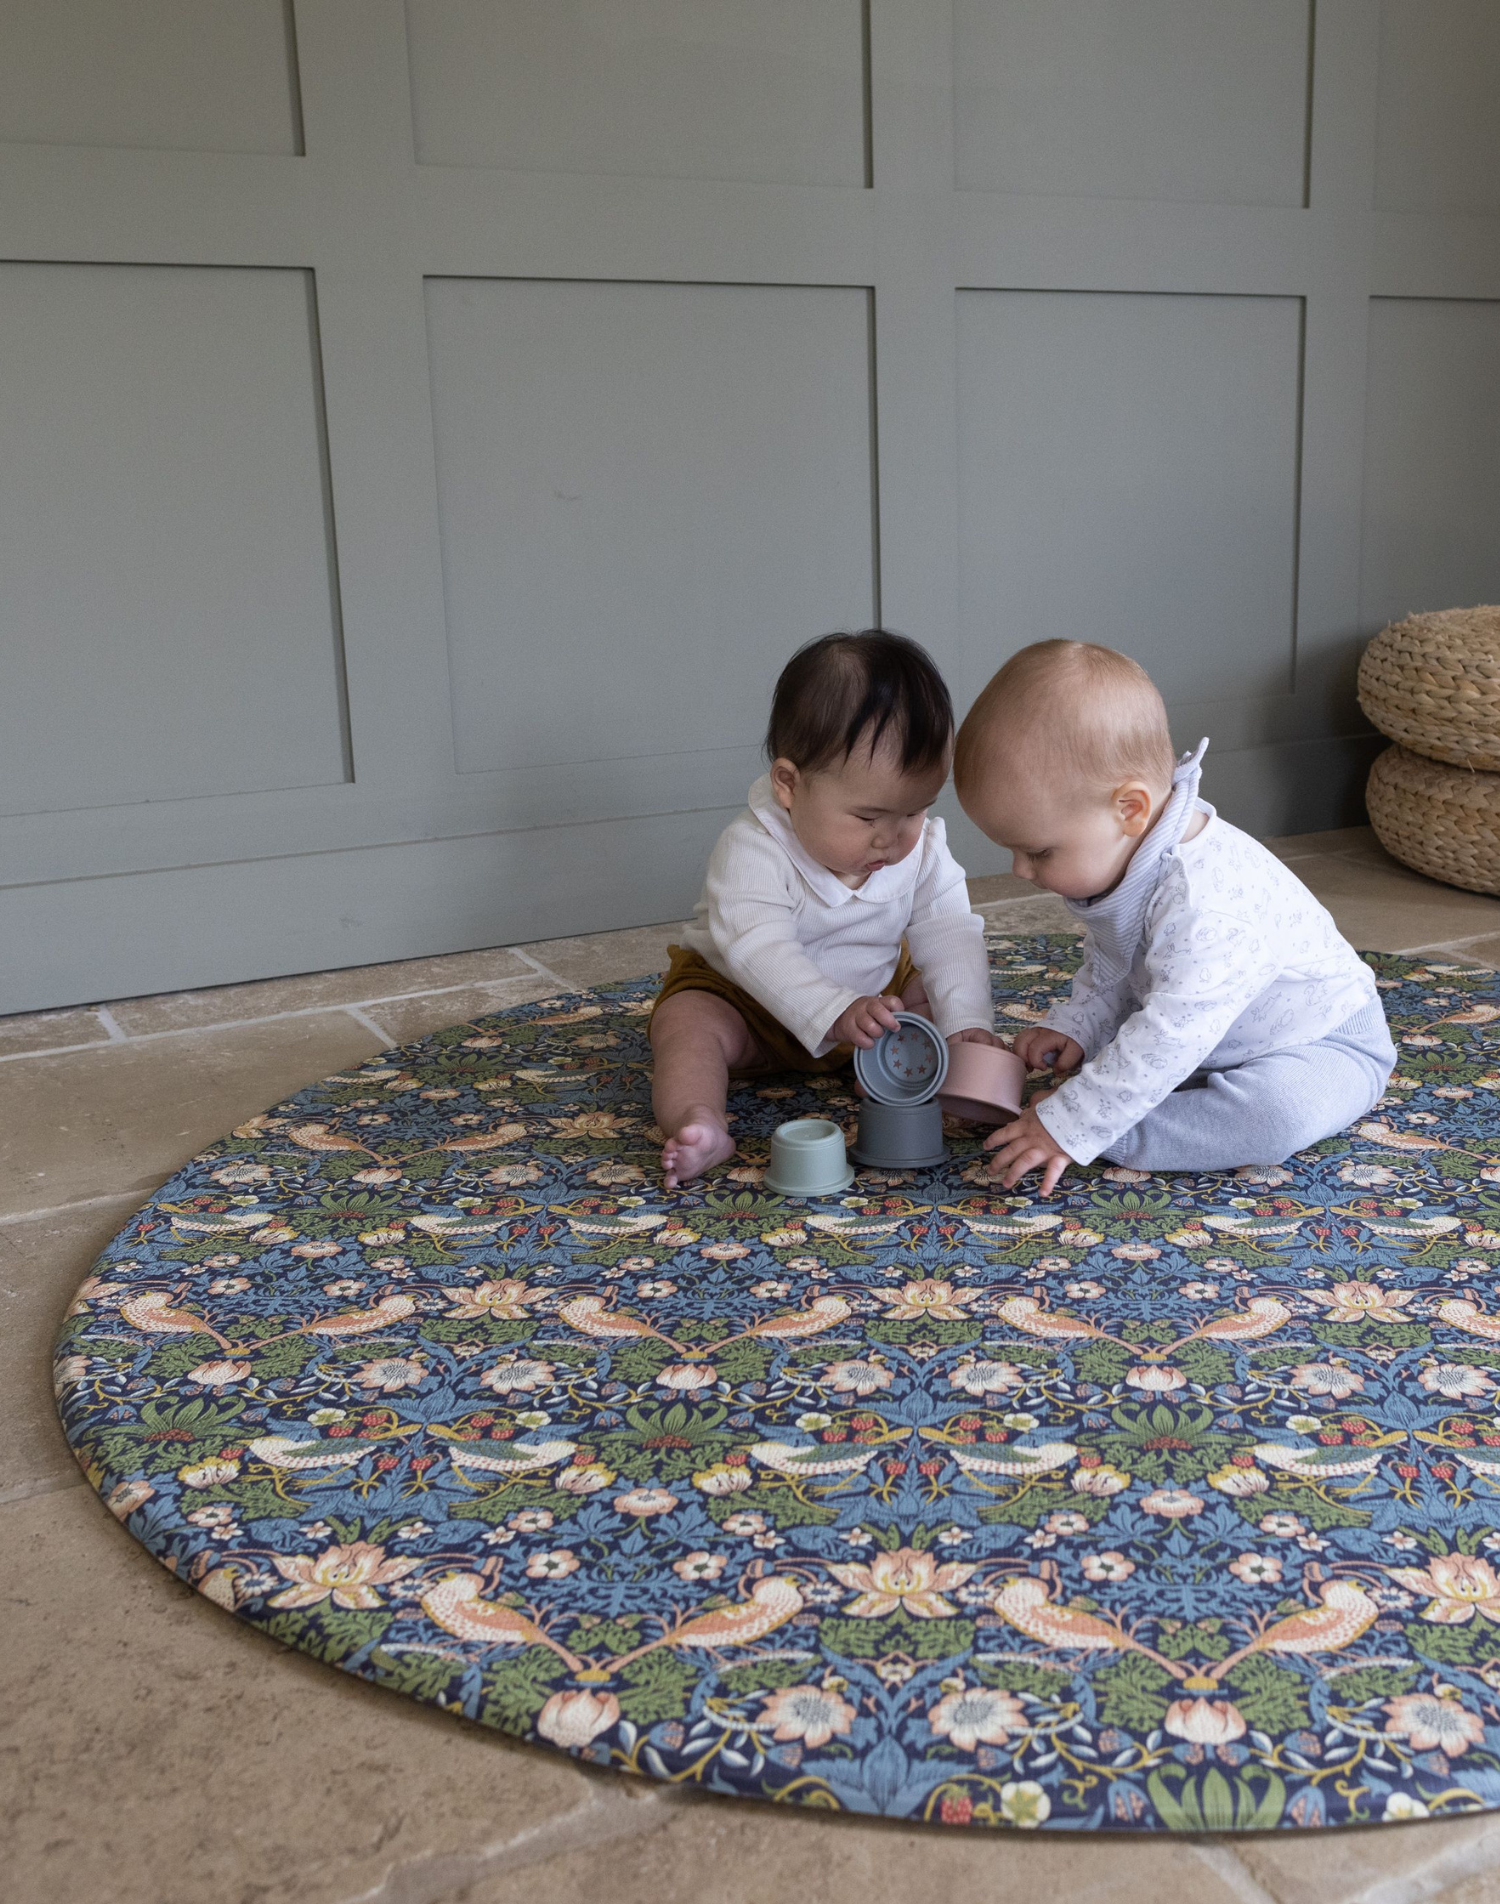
[54,937,1500,1832]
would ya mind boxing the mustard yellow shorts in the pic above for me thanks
[648,943,919,1076]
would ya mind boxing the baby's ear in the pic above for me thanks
[767,757,800,810]
[1114,780,1156,836]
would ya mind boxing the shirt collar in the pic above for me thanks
[747,774,923,907]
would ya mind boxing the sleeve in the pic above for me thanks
[903,821,993,1038]
[1034,892,1282,1166]
[1037,936,1134,1058]
[702,824,859,1058]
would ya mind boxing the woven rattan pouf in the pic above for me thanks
[1366,742,1500,897]
[1358,605,1500,770]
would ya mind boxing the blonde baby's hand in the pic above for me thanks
[1010,1027,1084,1075]
[947,1027,1001,1048]
[983,1103,1075,1195]
[831,994,903,1050]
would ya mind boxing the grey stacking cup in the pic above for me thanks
[763,1118,855,1197]
[852,1011,949,1104]
[850,1098,948,1169]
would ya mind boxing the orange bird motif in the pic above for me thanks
[422,1573,582,1669]
[1435,1299,1500,1342]
[556,1295,678,1345]
[994,1575,1133,1653]
[722,1295,852,1344]
[1190,1296,1294,1343]
[1210,1580,1379,1680]
[995,1296,1107,1341]
[301,1292,417,1338]
[608,1576,806,1672]
[119,1290,231,1351]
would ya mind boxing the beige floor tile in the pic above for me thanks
[517,921,694,988]
[364,974,567,1043]
[1437,1865,1500,1904]
[454,1791,1248,1904]
[0,1198,142,1499]
[0,1487,599,1904]
[1265,826,1386,862]
[1288,854,1500,953]
[979,894,1081,935]
[967,871,1036,904]
[0,1011,382,1219]
[109,945,536,1035]
[1452,934,1500,969]
[0,1006,113,1057]
[1235,1813,1500,1904]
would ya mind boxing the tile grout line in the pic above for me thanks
[1347,1813,1500,1904]
[0,971,562,1062]
[337,1784,693,1904]
[0,1188,143,1228]
[0,1471,87,1508]
[95,1005,128,1042]
[506,944,583,991]
[346,1004,397,1047]
[1190,1844,1281,1904]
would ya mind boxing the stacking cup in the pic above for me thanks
[850,1098,948,1169]
[938,1043,1026,1124]
[763,1118,855,1197]
[852,1011,949,1104]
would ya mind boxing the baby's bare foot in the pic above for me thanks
[661,1115,735,1190]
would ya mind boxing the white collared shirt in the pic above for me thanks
[680,775,992,1057]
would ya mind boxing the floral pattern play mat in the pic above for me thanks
[54,936,1500,1833]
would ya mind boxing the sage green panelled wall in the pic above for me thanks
[3,1,1500,1012]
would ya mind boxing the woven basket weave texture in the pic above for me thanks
[1367,742,1500,897]
[1358,605,1500,770]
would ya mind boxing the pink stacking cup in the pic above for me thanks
[938,1043,1026,1125]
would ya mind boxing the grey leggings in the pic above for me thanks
[1102,1000,1396,1172]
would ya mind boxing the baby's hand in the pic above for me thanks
[948,1027,1001,1048]
[1010,1026,1084,1074]
[830,994,903,1050]
[984,1103,1076,1194]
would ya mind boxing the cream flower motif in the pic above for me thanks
[1126,1365,1186,1393]
[525,1548,578,1580]
[614,1487,679,1517]
[1208,1463,1270,1498]
[827,1546,978,1619]
[555,1462,615,1494]
[1228,1552,1282,1585]
[1383,1692,1485,1757]
[761,1683,857,1748]
[649,1363,714,1395]
[693,1462,753,1497]
[481,1358,556,1395]
[821,1360,894,1395]
[1383,1793,1430,1820]
[1389,1553,1500,1625]
[442,1279,535,1320]
[1111,1243,1160,1261]
[187,1359,252,1388]
[355,1356,425,1392]
[269,1540,417,1609]
[536,1689,620,1747]
[1419,1363,1495,1399]
[1081,1551,1135,1582]
[1304,1281,1415,1323]
[999,1781,1050,1827]
[1072,1463,1131,1497]
[1289,1363,1366,1398]
[927,1685,1025,1750]
[672,1551,727,1583]
[1140,1488,1204,1519]
[107,1479,155,1519]
[882,1279,970,1322]
[548,1111,633,1137]
[1164,1699,1246,1744]
[948,1358,1023,1396]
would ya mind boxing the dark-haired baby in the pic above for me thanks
[648,631,997,1188]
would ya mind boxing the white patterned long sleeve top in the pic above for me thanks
[1034,806,1382,1167]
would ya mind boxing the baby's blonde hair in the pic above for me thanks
[954,640,1175,802]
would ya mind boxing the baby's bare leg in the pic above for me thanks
[900,970,931,1018]
[650,990,767,1189]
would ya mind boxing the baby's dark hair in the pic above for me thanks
[765,630,954,776]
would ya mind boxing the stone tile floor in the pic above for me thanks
[5,827,1500,1903]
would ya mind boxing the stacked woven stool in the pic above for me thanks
[1358,605,1500,896]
